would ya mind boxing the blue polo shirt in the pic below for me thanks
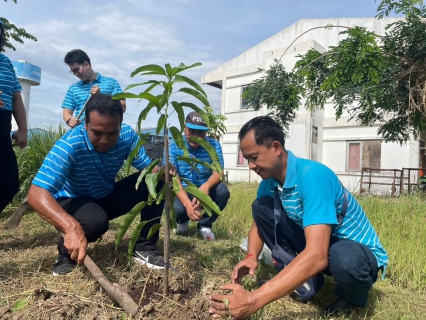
[0,53,22,112]
[32,123,151,200]
[61,73,123,118]
[167,135,224,187]
[257,150,388,274]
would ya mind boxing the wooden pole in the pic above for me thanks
[163,126,170,295]
[59,232,138,316]
[4,198,29,229]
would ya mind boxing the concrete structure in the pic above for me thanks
[11,60,41,131]
[202,18,422,191]
[140,127,165,142]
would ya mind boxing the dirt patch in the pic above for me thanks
[128,275,212,320]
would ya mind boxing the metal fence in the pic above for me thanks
[360,167,426,196]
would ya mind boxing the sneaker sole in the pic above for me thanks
[133,257,165,270]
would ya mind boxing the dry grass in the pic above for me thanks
[0,184,426,319]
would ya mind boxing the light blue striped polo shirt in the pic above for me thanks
[32,123,151,200]
[257,150,388,274]
[0,53,22,112]
[61,73,123,118]
[167,135,224,187]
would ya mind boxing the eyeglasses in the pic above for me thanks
[69,63,85,75]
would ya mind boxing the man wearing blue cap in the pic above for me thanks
[167,111,230,241]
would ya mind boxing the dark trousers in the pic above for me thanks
[253,196,378,307]
[0,111,19,213]
[57,172,165,256]
[174,182,230,229]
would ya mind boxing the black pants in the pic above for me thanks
[253,196,378,307]
[57,172,165,256]
[173,182,230,229]
[0,111,19,213]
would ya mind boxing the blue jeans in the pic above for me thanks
[174,182,230,229]
[253,196,378,307]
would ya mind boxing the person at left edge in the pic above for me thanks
[62,49,126,128]
[0,19,28,214]
[28,94,165,276]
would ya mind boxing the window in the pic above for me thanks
[312,126,318,144]
[347,140,381,171]
[237,145,248,166]
[241,86,251,110]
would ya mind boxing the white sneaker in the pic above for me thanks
[199,227,215,241]
[174,221,189,234]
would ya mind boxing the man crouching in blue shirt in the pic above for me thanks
[209,116,388,318]
[28,94,165,275]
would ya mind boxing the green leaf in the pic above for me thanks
[169,126,189,157]
[165,63,174,78]
[189,136,222,169]
[180,75,207,98]
[124,80,160,92]
[179,102,210,127]
[145,172,159,199]
[177,156,216,172]
[112,92,141,100]
[174,62,202,75]
[182,179,222,215]
[147,223,161,239]
[135,158,161,190]
[137,101,156,134]
[173,75,184,82]
[157,114,166,135]
[137,92,160,107]
[128,220,148,263]
[12,298,28,311]
[115,201,147,249]
[125,139,145,176]
[172,176,181,192]
[179,87,210,106]
[171,101,185,131]
[156,183,167,204]
[131,64,166,77]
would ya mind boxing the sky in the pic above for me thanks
[1,0,388,130]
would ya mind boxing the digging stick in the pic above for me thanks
[4,197,29,229]
[59,232,139,316]
[76,93,93,121]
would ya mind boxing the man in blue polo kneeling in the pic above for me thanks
[28,94,165,275]
[166,112,230,241]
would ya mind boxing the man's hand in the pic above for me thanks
[63,226,88,265]
[209,284,259,319]
[232,257,258,285]
[11,129,27,148]
[185,202,202,221]
[90,86,101,95]
[191,183,210,210]
[67,117,81,128]
[0,91,4,108]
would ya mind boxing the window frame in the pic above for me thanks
[346,141,362,171]
[237,144,248,166]
[240,86,251,110]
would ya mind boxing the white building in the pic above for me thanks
[202,18,424,192]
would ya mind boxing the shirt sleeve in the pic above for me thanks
[32,141,74,194]
[61,86,77,111]
[299,163,339,228]
[129,131,151,170]
[168,139,180,169]
[111,79,123,96]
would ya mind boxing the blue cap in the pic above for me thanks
[185,111,209,131]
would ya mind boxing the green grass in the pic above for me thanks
[1,183,425,319]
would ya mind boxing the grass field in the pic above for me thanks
[0,183,425,319]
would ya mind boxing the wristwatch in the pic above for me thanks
[66,118,72,125]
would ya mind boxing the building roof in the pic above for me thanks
[201,17,401,88]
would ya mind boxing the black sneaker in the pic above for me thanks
[133,250,165,270]
[325,297,353,315]
[52,252,77,276]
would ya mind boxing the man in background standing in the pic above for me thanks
[62,49,126,128]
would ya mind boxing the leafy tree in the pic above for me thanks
[243,0,426,144]
[1,0,37,52]
[113,63,223,294]
[203,105,227,140]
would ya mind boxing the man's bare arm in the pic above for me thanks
[27,185,87,264]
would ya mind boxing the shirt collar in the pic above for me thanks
[271,150,298,189]
[80,73,101,86]
[82,127,95,151]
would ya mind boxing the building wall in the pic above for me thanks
[204,18,419,190]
